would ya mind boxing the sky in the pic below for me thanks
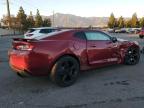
[0,0,144,18]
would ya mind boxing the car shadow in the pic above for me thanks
[6,63,137,89]
[79,64,125,79]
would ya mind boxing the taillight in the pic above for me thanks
[15,44,34,51]
[26,34,33,37]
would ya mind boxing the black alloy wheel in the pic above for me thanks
[50,56,79,87]
[124,47,140,65]
[139,35,144,39]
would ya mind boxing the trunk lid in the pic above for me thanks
[12,38,37,51]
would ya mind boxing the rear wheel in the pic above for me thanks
[50,56,79,87]
[124,47,140,65]
[139,35,144,39]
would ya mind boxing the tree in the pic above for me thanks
[1,15,20,29]
[131,13,139,28]
[27,11,35,28]
[35,9,43,27]
[118,16,125,28]
[42,18,52,27]
[125,19,131,28]
[88,25,93,29]
[108,13,117,28]
[140,17,144,27]
[17,6,28,31]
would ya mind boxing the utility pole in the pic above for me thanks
[52,11,55,27]
[6,0,11,29]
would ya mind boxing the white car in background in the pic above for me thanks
[107,28,115,33]
[24,27,61,39]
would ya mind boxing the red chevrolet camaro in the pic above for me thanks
[9,29,140,87]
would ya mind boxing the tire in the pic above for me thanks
[50,56,80,87]
[141,47,144,54]
[139,35,144,39]
[124,47,140,65]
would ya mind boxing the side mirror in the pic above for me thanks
[111,37,117,43]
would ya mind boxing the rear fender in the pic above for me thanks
[49,53,80,71]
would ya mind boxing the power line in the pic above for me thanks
[2,0,54,19]
[53,11,55,27]
[20,0,53,14]
[20,0,39,10]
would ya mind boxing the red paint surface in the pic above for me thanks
[9,29,140,76]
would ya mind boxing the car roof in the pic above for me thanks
[70,29,106,33]
[29,27,58,30]
[34,29,105,40]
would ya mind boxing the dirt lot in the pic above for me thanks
[0,34,144,108]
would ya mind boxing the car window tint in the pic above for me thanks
[85,32,110,41]
[74,32,86,40]
[52,29,58,32]
[40,29,53,33]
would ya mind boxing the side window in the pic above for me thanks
[74,32,86,40]
[85,32,111,41]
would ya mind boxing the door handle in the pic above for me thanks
[113,44,118,48]
[90,45,97,47]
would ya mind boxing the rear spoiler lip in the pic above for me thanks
[13,38,38,42]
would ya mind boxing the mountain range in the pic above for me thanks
[42,13,109,27]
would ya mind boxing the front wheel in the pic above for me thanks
[50,56,80,87]
[141,47,144,54]
[124,47,140,65]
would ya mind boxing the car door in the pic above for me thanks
[85,31,118,67]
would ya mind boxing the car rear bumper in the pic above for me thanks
[9,49,50,76]
[10,64,31,77]
[9,49,32,76]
